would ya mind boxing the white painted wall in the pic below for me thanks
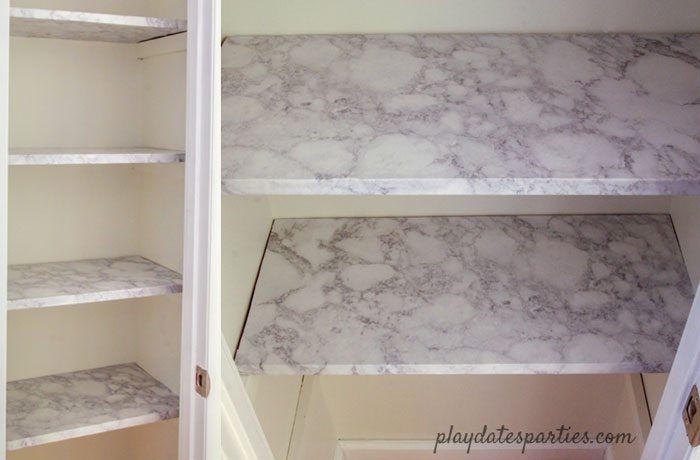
[222,0,700,35]
[286,374,646,460]
[7,419,178,460]
[11,0,185,19]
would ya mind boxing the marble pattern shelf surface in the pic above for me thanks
[6,363,179,450]
[10,7,186,43]
[9,148,185,165]
[222,34,700,195]
[236,215,693,375]
[8,255,183,310]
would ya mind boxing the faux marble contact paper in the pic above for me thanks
[7,363,179,450]
[222,34,700,195]
[8,255,183,310]
[9,148,185,165]
[10,8,186,43]
[236,215,693,374]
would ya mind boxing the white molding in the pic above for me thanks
[642,284,700,460]
[0,0,8,458]
[221,339,276,460]
[179,0,220,458]
[605,446,616,460]
[334,439,612,459]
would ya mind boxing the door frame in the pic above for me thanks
[1,1,8,458]
[180,0,221,458]
[642,284,700,459]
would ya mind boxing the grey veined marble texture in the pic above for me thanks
[10,7,186,43]
[8,255,183,310]
[222,34,700,195]
[9,148,185,165]
[236,215,693,375]
[7,363,179,450]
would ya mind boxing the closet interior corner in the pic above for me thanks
[6,0,187,457]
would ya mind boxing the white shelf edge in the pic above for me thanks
[10,7,186,43]
[9,148,185,165]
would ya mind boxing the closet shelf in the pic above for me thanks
[8,255,182,310]
[222,34,700,196]
[235,214,693,375]
[9,7,186,43]
[9,148,185,165]
[6,363,179,450]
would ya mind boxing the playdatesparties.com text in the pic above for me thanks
[434,424,636,454]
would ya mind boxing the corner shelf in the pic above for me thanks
[10,7,186,43]
[6,363,179,450]
[222,34,700,195]
[9,148,185,165]
[235,214,693,375]
[8,255,183,310]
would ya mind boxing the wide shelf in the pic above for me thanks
[8,255,182,310]
[6,363,179,450]
[222,34,700,195]
[235,214,693,375]
[10,7,186,43]
[9,147,185,165]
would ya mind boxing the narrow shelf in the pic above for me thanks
[235,214,693,375]
[222,34,700,195]
[10,7,186,43]
[9,148,185,165]
[8,255,182,310]
[6,363,179,450]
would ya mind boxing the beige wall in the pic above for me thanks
[9,38,143,150]
[285,374,647,460]
[7,420,178,460]
[11,0,185,19]
[222,0,700,35]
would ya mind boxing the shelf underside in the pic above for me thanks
[222,34,700,195]
[10,8,186,43]
[9,148,185,165]
[236,214,693,375]
[6,363,179,450]
[8,255,183,310]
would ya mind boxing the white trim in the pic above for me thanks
[642,284,700,460]
[179,0,221,458]
[221,339,276,460]
[0,0,8,458]
[605,446,616,460]
[334,439,613,460]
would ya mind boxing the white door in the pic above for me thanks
[643,285,700,460]
[180,0,221,458]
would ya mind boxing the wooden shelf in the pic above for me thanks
[8,255,182,310]
[222,34,700,196]
[235,214,692,375]
[10,7,186,43]
[6,363,179,450]
[9,148,185,165]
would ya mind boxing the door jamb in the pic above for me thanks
[642,285,700,460]
[180,0,221,457]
